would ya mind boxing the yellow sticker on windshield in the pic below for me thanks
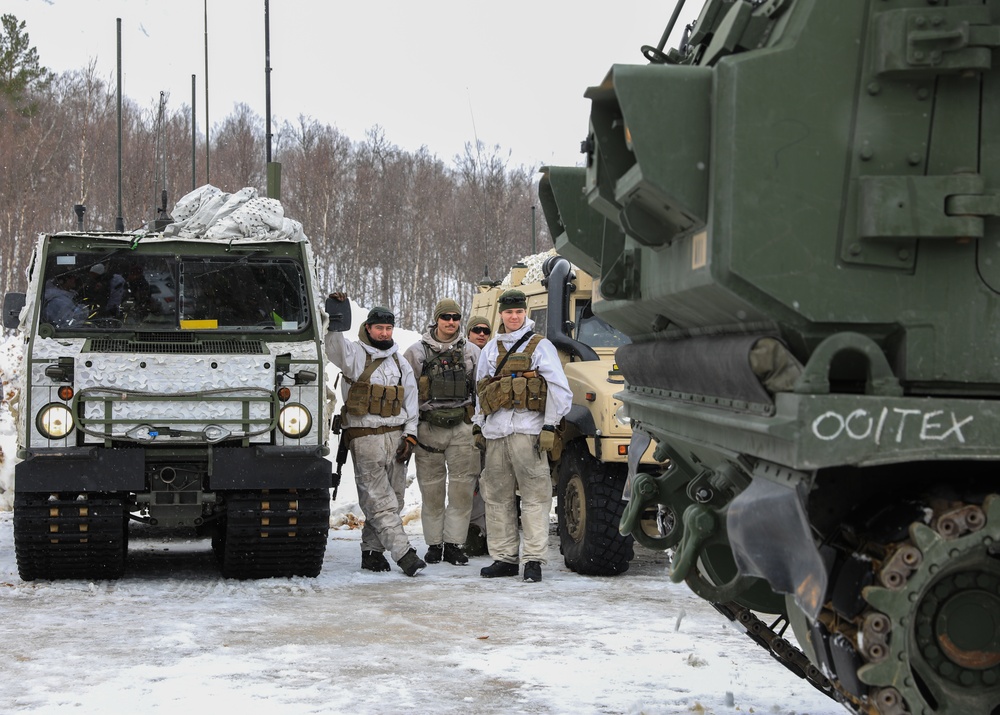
[180,319,219,330]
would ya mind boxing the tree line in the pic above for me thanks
[0,14,549,331]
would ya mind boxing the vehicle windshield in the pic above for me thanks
[39,251,310,333]
[574,300,631,348]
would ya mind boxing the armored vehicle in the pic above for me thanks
[545,0,1000,712]
[2,186,334,580]
[472,254,656,575]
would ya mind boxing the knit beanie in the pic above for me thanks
[433,298,462,321]
[467,315,491,331]
[365,306,395,326]
[497,289,527,311]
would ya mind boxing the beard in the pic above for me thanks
[369,336,394,351]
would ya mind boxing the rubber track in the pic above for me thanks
[13,493,127,581]
[215,489,330,579]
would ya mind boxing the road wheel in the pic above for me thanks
[556,441,634,576]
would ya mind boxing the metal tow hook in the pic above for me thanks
[669,504,717,584]
[619,470,658,536]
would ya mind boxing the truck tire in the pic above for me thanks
[214,489,330,579]
[556,441,634,576]
[14,492,128,581]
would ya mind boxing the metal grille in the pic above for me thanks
[87,339,266,355]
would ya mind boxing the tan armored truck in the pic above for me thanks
[472,254,655,575]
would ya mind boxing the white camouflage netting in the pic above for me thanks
[163,185,306,242]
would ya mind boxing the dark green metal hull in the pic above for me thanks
[542,0,1000,711]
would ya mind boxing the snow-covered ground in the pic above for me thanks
[0,308,844,715]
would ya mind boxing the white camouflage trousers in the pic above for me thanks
[482,432,552,565]
[413,420,479,545]
[350,431,414,562]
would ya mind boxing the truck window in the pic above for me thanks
[39,252,310,333]
[574,299,631,348]
[529,307,548,336]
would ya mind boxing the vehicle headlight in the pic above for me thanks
[37,403,75,439]
[615,403,631,428]
[278,404,311,438]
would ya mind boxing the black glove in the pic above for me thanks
[472,425,486,453]
[395,434,417,463]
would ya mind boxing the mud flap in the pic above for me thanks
[727,464,827,619]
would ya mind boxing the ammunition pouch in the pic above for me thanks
[420,343,470,401]
[421,406,467,429]
[477,333,547,417]
[344,353,404,418]
[346,380,372,416]
[477,372,547,417]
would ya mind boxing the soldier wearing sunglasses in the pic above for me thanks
[402,299,482,567]
[463,315,493,555]
[466,315,492,349]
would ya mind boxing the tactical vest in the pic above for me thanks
[477,333,548,416]
[343,352,405,418]
[418,341,471,402]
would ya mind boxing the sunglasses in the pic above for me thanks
[470,326,491,335]
[439,313,462,322]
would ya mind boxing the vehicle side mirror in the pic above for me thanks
[325,295,351,333]
[3,292,26,330]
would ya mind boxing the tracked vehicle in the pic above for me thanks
[3,186,334,580]
[545,0,1000,712]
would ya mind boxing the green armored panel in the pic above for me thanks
[579,0,1000,386]
[539,166,604,277]
[548,3,1000,711]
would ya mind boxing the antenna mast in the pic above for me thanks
[264,0,281,199]
[191,74,197,190]
[204,0,211,183]
[115,18,124,232]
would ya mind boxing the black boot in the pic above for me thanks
[523,561,542,582]
[465,524,488,557]
[480,560,518,578]
[424,544,443,563]
[361,550,391,573]
[443,542,468,565]
[398,548,427,577]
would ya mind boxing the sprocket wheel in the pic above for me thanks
[860,494,1000,715]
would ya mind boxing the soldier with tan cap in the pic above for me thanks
[403,298,481,566]
[466,315,492,349]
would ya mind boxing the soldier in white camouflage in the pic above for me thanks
[403,298,481,566]
[473,289,572,582]
[325,295,426,577]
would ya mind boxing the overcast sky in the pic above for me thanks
[11,0,700,169]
